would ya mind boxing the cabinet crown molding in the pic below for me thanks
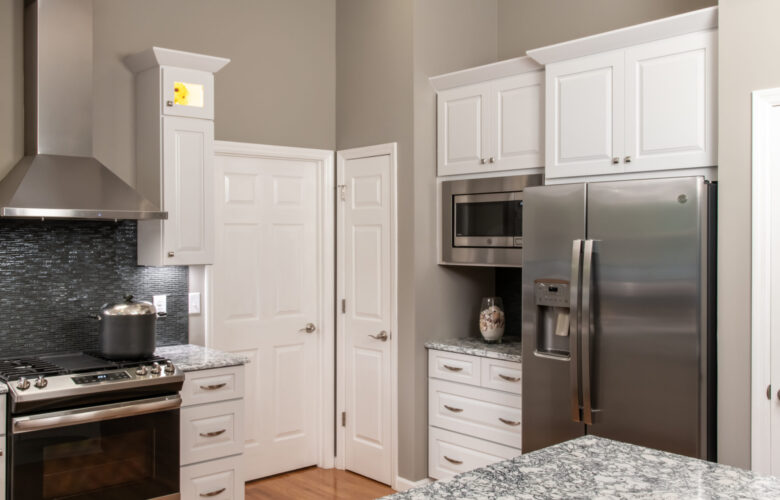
[527,6,717,66]
[124,46,230,74]
[430,56,542,92]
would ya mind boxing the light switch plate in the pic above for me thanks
[153,295,167,315]
[189,292,201,315]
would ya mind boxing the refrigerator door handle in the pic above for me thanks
[581,239,595,425]
[569,239,583,423]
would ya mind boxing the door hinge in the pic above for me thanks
[341,411,346,427]
[338,184,346,201]
[341,299,346,314]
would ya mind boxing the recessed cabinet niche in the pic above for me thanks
[125,47,230,266]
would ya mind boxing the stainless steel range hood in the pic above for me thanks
[0,0,166,220]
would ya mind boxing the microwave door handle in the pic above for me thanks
[581,239,595,425]
[569,239,583,423]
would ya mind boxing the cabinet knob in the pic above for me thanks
[166,100,174,107]
[480,158,487,165]
[612,157,619,165]
[489,157,495,163]
[624,156,632,163]
[168,251,175,258]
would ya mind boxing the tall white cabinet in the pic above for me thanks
[125,47,230,266]
[529,6,718,183]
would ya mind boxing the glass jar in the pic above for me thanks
[479,297,505,343]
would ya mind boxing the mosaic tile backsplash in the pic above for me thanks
[495,267,522,338]
[0,220,188,357]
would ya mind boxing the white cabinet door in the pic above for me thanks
[545,50,624,179]
[624,30,717,173]
[162,116,214,265]
[437,83,491,176]
[493,72,544,172]
[162,66,215,120]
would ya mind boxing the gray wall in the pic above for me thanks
[717,0,780,470]
[0,0,336,185]
[497,0,716,59]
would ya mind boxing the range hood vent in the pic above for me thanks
[0,0,166,220]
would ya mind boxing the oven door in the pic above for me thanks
[10,395,180,500]
[453,192,523,248]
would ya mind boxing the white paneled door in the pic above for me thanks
[337,145,396,486]
[211,142,334,481]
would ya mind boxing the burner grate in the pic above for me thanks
[0,358,62,381]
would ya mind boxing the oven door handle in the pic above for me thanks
[12,395,181,434]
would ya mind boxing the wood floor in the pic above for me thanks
[245,467,396,500]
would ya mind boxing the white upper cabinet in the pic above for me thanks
[432,57,544,177]
[125,47,229,266]
[529,6,718,183]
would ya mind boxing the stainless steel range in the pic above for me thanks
[0,352,183,500]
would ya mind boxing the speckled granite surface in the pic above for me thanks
[156,344,249,372]
[385,436,780,500]
[424,336,522,362]
[0,383,8,394]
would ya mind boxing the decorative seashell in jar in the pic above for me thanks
[479,297,505,343]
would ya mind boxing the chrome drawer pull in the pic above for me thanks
[200,429,227,438]
[498,374,520,382]
[499,417,521,426]
[444,405,463,413]
[200,383,227,391]
[443,365,463,372]
[444,456,463,465]
[200,488,226,497]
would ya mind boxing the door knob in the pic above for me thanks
[369,330,389,341]
[300,323,316,334]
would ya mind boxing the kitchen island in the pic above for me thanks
[386,435,780,499]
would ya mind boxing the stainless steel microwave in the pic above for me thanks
[441,174,543,267]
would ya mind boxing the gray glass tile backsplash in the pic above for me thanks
[0,220,188,357]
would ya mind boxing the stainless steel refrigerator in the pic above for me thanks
[521,176,716,460]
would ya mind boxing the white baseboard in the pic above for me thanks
[393,476,433,492]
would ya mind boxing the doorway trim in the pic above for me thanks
[751,88,780,473]
[334,143,399,489]
[208,140,336,469]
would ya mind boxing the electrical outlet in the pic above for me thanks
[153,295,167,315]
[189,292,201,315]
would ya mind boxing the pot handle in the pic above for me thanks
[89,314,101,321]
[124,294,134,302]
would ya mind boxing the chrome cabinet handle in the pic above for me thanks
[168,251,175,257]
[569,239,583,423]
[443,365,462,372]
[444,456,463,465]
[624,156,632,163]
[166,100,174,107]
[611,157,619,165]
[300,323,316,334]
[489,157,495,163]
[200,488,226,497]
[499,417,521,427]
[369,330,388,341]
[480,158,487,164]
[498,374,520,382]
[444,405,463,413]
[200,429,226,438]
[200,383,227,391]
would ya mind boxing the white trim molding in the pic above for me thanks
[429,56,541,92]
[394,477,432,492]
[751,88,780,474]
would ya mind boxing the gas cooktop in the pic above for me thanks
[0,352,168,382]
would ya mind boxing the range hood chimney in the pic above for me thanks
[0,0,166,220]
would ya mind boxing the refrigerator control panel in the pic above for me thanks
[535,281,570,307]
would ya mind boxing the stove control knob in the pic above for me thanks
[150,362,161,375]
[34,376,48,389]
[136,365,149,376]
[16,377,30,391]
[164,360,175,374]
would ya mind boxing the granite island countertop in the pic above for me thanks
[424,336,521,362]
[155,344,249,372]
[385,435,780,499]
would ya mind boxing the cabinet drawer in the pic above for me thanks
[428,350,481,386]
[480,358,522,395]
[181,455,244,500]
[182,366,245,407]
[428,426,519,480]
[181,399,244,466]
[429,379,522,449]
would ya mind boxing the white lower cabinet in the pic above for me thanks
[180,366,245,500]
[427,350,522,480]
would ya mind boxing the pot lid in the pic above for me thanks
[101,295,156,316]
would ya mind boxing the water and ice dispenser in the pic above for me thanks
[534,280,571,357]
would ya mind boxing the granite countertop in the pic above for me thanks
[424,336,522,362]
[155,344,249,372]
[385,435,780,500]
